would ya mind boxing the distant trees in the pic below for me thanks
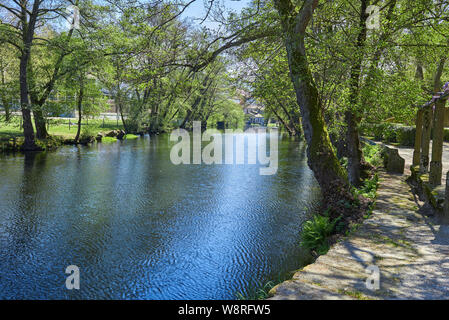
[59,40,107,142]
[0,0,246,145]
[96,1,244,134]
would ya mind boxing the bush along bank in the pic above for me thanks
[238,143,382,300]
[361,123,415,147]
[0,135,65,153]
[362,122,449,147]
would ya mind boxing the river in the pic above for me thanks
[0,133,320,299]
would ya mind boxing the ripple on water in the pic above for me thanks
[0,136,320,299]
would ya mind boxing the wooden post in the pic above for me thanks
[420,106,433,174]
[430,99,447,186]
[413,109,423,167]
[444,171,449,222]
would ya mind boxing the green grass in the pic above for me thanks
[124,134,139,140]
[0,127,22,139]
[0,117,23,139]
[47,118,124,138]
[0,117,124,140]
[236,281,277,300]
[337,289,370,300]
[101,136,118,143]
[236,272,296,300]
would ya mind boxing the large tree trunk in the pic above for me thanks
[33,109,48,139]
[345,0,369,187]
[180,96,201,129]
[18,0,41,151]
[274,0,349,202]
[19,53,37,151]
[28,60,49,139]
[0,97,10,122]
[116,97,128,133]
[74,84,84,143]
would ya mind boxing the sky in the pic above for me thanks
[182,0,251,29]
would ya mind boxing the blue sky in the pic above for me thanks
[182,0,251,28]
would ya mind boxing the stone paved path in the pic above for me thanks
[269,171,449,300]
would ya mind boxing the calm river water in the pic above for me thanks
[0,133,320,299]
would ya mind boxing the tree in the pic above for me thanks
[59,39,107,143]
[273,0,350,205]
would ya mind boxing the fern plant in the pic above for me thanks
[301,212,339,255]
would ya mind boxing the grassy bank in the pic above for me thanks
[0,117,124,140]
[0,117,128,152]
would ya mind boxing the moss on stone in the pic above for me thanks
[337,289,371,300]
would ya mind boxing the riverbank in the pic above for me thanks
[268,170,449,299]
[0,118,129,153]
[0,123,143,153]
[0,131,141,153]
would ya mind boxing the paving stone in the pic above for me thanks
[269,170,449,300]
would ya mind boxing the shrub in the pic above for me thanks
[361,123,385,140]
[362,143,382,167]
[354,174,379,199]
[383,124,398,143]
[362,123,396,142]
[80,126,95,140]
[339,156,348,170]
[444,128,449,142]
[301,212,339,255]
[362,123,415,146]
[395,126,415,147]
[236,281,276,300]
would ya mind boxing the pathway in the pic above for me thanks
[269,170,449,300]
